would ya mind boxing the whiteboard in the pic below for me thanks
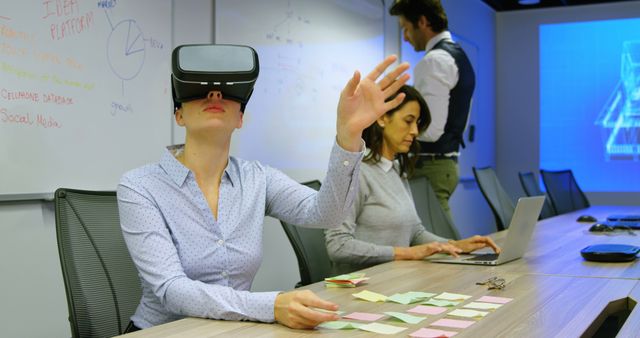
[0,0,172,199]
[215,0,385,182]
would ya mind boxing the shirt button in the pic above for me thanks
[343,160,350,166]
[217,239,224,246]
[222,271,228,278]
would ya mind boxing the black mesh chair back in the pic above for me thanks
[472,166,515,231]
[54,188,141,338]
[279,180,334,287]
[518,171,557,219]
[409,176,461,239]
[540,169,590,214]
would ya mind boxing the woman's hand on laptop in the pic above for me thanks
[394,242,462,260]
[449,235,501,254]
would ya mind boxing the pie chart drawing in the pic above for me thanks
[107,19,146,81]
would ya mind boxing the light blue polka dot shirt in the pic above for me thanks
[117,141,363,329]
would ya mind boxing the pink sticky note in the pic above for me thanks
[476,296,513,304]
[410,328,458,337]
[431,318,475,329]
[343,312,385,321]
[407,305,447,315]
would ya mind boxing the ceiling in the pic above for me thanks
[481,0,639,11]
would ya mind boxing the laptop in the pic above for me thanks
[429,196,545,266]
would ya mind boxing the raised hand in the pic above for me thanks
[336,55,410,151]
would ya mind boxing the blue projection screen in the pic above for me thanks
[540,18,640,192]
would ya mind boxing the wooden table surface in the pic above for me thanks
[119,206,640,337]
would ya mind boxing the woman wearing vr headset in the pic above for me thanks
[117,45,410,331]
[325,85,500,274]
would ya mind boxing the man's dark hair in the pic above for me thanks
[389,0,448,33]
[362,85,430,177]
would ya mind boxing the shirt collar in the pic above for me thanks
[376,156,396,173]
[159,144,236,187]
[425,31,452,53]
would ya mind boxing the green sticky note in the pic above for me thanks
[359,322,407,335]
[422,298,460,307]
[353,290,387,302]
[405,291,436,299]
[384,311,426,324]
[386,293,415,304]
[317,321,363,330]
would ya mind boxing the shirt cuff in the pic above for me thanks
[330,139,365,169]
[378,245,395,263]
[251,291,281,323]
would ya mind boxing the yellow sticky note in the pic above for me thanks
[353,290,387,302]
[421,298,460,307]
[448,309,489,318]
[434,292,472,301]
[464,302,502,311]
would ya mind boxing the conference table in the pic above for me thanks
[119,206,640,337]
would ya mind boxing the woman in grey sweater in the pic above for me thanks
[325,85,499,273]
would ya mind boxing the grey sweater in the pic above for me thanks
[325,157,447,274]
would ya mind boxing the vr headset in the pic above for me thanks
[172,44,259,112]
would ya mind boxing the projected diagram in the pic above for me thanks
[595,40,640,161]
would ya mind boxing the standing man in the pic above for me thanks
[389,0,475,220]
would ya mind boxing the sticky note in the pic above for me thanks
[384,312,426,324]
[422,298,460,307]
[434,292,472,301]
[343,312,385,321]
[447,309,489,318]
[431,318,475,329]
[312,308,345,316]
[317,321,363,330]
[405,291,437,299]
[407,305,447,315]
[463,302,502,310]
[476,296,513,304]
[353,290,387,302]
[410,327,458,337]
[326,273,366,280]
[325,273,369,288]
[359,322,407,335]
[387,293,417,304]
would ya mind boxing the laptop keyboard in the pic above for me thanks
[464,253,500,261]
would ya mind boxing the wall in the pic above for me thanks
[496,1,640,205]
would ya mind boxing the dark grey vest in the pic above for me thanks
[420,39,475,154]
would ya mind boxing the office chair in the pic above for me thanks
[279,180,334,287]
[472,166,515,231]
[539,169,590,215]
[55,188,141,338]
[518,171,557,219]
[409,176,461,239]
